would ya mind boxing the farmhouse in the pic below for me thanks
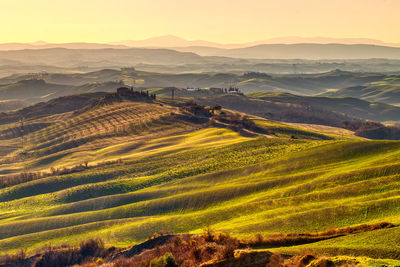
[117,87,132,96]
[186,87,200,92]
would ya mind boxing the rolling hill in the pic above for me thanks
[6,39,400,60]
[173,43,400,59]
[0,48,206,68]
[0,79,72,102]
[180,91,400,126]
[0,69,387,101]
[0,92,399,265]
[322,75,400,105]
[0,78,123,104]
[0,92,105,125]
[0,42,128,51]
[5,35,400,51]
[2,46,400,79]
[246,92,400,122]
[0,99,28,112]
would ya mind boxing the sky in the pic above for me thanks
[1,0,400,44]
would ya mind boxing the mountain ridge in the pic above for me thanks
[2,35,400,51]
[111,35,400,49]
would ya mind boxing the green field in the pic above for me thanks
[323,74,400,106]
[0,98,400,263]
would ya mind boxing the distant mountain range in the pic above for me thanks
[0,42,128,51]
[0,48,206,68]
[175,43,400,59]
[1,35,400,51]
[2,36,400,60]
[111,35,400,49]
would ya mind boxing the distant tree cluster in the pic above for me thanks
[341,120,400,140]
[267,108,349,127]
[242,72,272,79]
[96,87,156,106]
[179,101,212,117]
[117,87,156,99]
[211,112,274,136]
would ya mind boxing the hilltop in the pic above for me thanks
[0,92,105,125]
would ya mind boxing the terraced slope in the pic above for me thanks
[0,98,399,261]
[0,101,203,174]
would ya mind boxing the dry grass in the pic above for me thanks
[0,238,116,267]
[1,224,394,267]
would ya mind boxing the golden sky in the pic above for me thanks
[1,0,400,43]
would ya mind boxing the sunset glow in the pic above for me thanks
[1,0,399,44]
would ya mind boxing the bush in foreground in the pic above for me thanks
[0,222,395,266]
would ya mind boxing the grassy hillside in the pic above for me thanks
[322,74,400,105]
[0,95,400,263]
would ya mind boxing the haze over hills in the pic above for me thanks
[173,43,400,59]
[321,75,400,105]
[2,36,400,61]
[0,69,388,102]
[2,47,400,80]
[0,46,400,265]
[4,35,399,50]
[0,42,128,51]
[0,77,123,104]
[0,48,207,68]
[3,0,400,264]
[1,70,399,125]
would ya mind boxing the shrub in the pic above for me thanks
[341,120,400,140]
[0,249,26,266]
[149,253,178,267]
